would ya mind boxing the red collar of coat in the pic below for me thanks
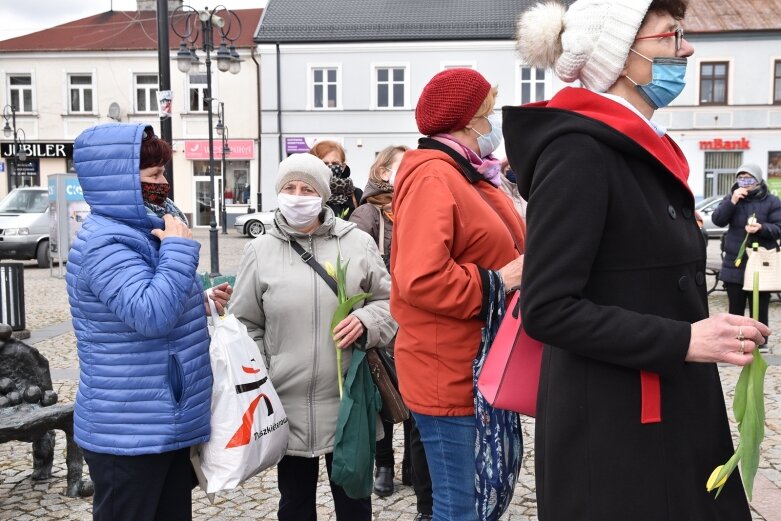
[534,87,691,195]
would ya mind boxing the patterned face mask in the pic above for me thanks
[141,182,171,206]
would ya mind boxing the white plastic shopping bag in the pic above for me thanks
[191,298,289,495]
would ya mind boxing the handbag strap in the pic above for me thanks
[375,204,385,256]
[289,240,338,296]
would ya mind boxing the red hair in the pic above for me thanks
[140,133,173,169]
[309,140,345,162]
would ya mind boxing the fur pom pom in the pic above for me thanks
[516,2,567,69]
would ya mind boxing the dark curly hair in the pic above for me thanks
[645,0,688,22]
[139,130,173,169]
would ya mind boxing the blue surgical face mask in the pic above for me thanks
[627,49,687,110]
[737,177,758,188]
[471,113,503,158]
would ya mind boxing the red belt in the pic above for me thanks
[640,370,661,424]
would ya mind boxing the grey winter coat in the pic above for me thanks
[349,181,393,258]
[230,207,396,457]
[711,181,781,284]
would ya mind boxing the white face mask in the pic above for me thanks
[388,169,398,185]
[277,193,322,229]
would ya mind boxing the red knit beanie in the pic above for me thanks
[415,68,491,136]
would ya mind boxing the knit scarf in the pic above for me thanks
[365,187,394,221]
[431,134,503,187]
[144,198,189,227]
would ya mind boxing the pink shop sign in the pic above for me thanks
[184,140,255,160]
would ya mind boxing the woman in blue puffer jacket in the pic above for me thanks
[712,163,781,349]
[66,123,230,521]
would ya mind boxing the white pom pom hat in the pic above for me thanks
[517,0,653,93]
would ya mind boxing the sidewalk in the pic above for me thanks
[0,230,779,520]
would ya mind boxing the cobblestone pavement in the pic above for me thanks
[0,232,778,520]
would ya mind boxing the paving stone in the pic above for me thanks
[1,233,779,520]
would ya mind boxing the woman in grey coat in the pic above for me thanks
[230,153,396,521]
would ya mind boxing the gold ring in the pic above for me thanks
[740,340,746,354]
[737,326,745,341]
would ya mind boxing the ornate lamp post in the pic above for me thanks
[215,101,231,235]
[171,5,242,277]
[2,105,27,193]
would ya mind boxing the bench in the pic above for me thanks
[0,324,93,497]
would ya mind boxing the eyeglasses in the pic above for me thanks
[635,27,684,52]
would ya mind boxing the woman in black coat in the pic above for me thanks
[506,1,770,520]
[712,164,781,346]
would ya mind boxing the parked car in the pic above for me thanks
[234,210,276,238]
[0,187,51,267]
[695,196,729,239]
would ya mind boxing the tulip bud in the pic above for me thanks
[707,465,728,491]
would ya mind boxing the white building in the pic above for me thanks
[255,0,781,208]
[0,0,263,227]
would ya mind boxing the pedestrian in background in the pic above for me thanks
[66,123,231,521]
[498,158,527,219]
[350,145,434,520]
[390,68,526,521]
[508,0,769,519]
[712,163,781,351]
[230,153,396,521]
[310,140,361,219]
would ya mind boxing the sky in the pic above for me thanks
[0,0,268,42]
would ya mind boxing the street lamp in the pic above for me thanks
[2,105,28,192]
[215,101,231,235]
[171,5,243,277]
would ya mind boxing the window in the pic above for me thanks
[69,74,94,113]
[703,151,742,197]
[699,62,728,105]
[188,73,208,112]
[312,67,339,109]
[519,66,546,104]
[135,74,158,113]
[375,66,407,109]
[8,74,33,112]
[774,60,781,105]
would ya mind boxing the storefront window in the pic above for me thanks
[192,159,250,205]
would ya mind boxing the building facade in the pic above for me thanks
[255,0,781,210]
[0,2,263,227]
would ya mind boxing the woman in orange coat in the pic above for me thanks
[390,68,525,521]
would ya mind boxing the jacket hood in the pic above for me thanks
[360,179,392,203]
[268,205,356,241]
[503,87,690,201]
[73,123,162,230]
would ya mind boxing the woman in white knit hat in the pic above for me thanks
[505,1,768,519]
[230,153,397,520]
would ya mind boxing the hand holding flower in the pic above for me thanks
[735,213,757,267]
[333,315,365,349]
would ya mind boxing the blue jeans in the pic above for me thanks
[412,412,478,521]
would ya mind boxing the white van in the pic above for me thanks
[0,187,51,267]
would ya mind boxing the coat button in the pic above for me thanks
[682,207,693,219]
[695,272,705,286]
[668,205,677,219]
[678,276,690,291]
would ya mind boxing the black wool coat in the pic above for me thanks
[504,88,750,521]
[712,182,781,284]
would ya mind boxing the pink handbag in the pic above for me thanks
[477,290,544,417]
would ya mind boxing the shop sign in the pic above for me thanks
[698,138,750,151]
[285,136,343,154]
[1,142,74,159]
[184,140,254,160]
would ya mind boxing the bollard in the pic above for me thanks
[0,263,25,331]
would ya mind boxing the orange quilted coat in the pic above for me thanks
[390,144,526,416]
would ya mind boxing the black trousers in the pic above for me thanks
[725,282,771,335]
[277,453,371,521]
[83,447,194,521]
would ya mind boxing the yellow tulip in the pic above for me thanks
[706,466,728,491]
[324,261,337,280]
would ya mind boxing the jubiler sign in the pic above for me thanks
[1,142,74,159]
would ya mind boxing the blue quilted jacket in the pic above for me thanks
[66,123,212,455]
